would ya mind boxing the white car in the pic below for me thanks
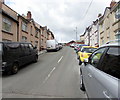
[46,40,59,52]
[80,40,120,99]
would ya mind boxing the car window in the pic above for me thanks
[89,48,106,68]
[81,48,97,53]
[0,43,2,51]
[29,44,34,50]
[101,47,120,79]
[7,43,20,48]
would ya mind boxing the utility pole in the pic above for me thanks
[76,27,77,42]
[74,27,78,44]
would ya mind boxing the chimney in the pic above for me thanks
[27,11,32,20]
[98,13,102,18]
[110,0,117,8]
[0,0,4,4]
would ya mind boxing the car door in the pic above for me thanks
[24,43,31,63]
[19,43,26,66]
[98,46,119,99]
[82,47,107,98]
[0,43,2,71]
[28,44,35,62]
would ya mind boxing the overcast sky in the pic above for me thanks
[5,0,119,43]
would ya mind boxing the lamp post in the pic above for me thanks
[74,27,77,43]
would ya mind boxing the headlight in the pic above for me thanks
[2,62,7,67]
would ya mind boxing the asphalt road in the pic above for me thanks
[2,47,87,98]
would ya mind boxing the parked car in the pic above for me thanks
[80,40,120,99]
[70,43,75,48]
[46,40,59,52]
[78,46,97,65]
[1,42,38,74]
[76,44,88,53]
[74,44,78,50]
[58,43,63,50]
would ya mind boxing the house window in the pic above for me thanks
[2,18,12,32]
[22,36,27,42]
[115,30,120,39]
[22,22,27,32]
[35,29,39,38]
[115,6,120,21]
[30,26,32,34]
[35,41,38,47]
[2,39,11,42]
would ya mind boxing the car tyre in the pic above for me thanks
[34,55,38,63]
[11,63,19,74]
[77,55,79,59]
[79,59,82,65]
[80,72,86,91]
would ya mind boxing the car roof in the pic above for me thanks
[100,43,120,48]
[0,41,31,44]
[100,39,120,47]
[82,46,98,48]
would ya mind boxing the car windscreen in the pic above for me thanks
[81,48,97,53]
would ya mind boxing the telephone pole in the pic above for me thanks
[76,27,77,42]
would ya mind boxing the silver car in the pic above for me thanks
[80,40,120,99]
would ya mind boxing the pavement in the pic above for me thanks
[38,50,47,55]
[2,47,87,98]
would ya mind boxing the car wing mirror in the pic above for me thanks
[84,58,89,65]
[34,46,37,49]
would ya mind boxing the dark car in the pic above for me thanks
[1,42,38,74]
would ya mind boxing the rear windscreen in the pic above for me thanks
[81,48,97,53]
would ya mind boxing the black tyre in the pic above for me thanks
[34,55,38,63]
[77,55,79,59]
[79,59,82,65]
[80,72,86,91]
[11,63,19,74]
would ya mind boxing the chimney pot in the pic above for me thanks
[0,0,4,3]
[110,0,117,8]
[27,11,32,19]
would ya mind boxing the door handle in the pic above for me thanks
[103,91,111,100]
[88,73,92,78]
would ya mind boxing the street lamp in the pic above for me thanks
[74,27,77,43]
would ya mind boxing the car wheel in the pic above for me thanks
[80,72,86,91]
[34,55,38,63]
[11,63,19,74]
[77,55,79,59]
[79,59,82,65]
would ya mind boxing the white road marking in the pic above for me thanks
[57,56,63,63]
[43,67,56,84]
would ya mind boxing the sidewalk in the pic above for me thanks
[38,50,47,55]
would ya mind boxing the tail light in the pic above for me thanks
[78,48,80,51]
[81,54,84,57]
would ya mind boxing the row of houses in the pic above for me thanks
[80,0,120,47]
[0,0,55,51]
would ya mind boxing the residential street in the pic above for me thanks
[2,47,87,98]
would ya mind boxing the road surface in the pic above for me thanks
[2,47,87,98]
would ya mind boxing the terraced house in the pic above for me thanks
[0,0,55,51]
[99,0,120,45]
[80,0,120,46]
[18,11,40,50]
[0,0,18,42]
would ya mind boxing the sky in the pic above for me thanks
[5,0,119,43]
